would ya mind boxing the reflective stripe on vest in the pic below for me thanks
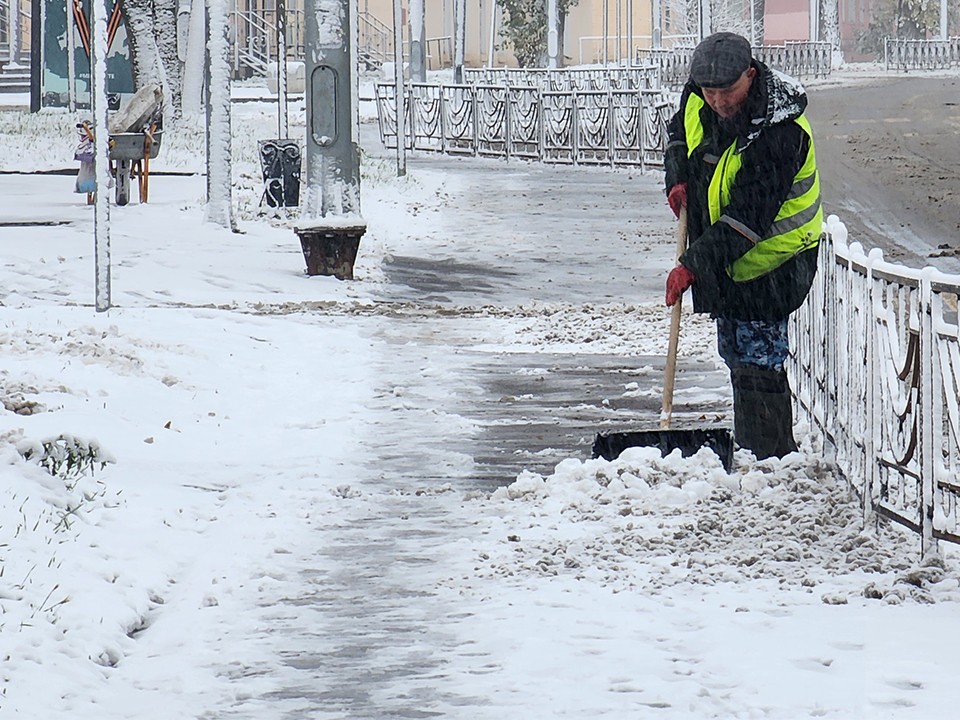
[683,95,822,282]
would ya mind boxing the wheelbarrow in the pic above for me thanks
[108,125,162,206]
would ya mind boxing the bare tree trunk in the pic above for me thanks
[753,0,765,44]
[122,0,162,86]
[155,0,182,114]
[822,0,840,47]
[121,0,175,118]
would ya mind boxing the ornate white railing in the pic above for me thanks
[637,41,832,90]
[375,80,673,167]
[884,37,960,71]
[791,216,960,556]
[462,66,663,91]
[635,46,696,89]
[754,41,833,80]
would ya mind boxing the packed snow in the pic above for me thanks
[1,69,959,718]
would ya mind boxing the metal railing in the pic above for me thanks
[578,33,698,66]
[230,8,391,77]
[425,35,452,70]
[359,10,392,68]
[0,0,31,65]
[791,216,960,556]
[462,66,662,91]
[637,41,832,90]
[231,8,305,77]
[635,46,695,88]
[884,37,960,71]
[375,80,673,168]
[754,41,833,80]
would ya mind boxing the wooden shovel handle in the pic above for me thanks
[660,206,688,429]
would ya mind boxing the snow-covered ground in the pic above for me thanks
[1,71,959,718]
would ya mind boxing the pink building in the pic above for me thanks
[764,0,811,44]
[763,0,879,60]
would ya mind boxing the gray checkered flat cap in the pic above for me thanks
[689,32,752,88]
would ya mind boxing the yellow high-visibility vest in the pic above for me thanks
[683,94,822,282]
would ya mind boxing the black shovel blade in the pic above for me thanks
[592,428,735,472]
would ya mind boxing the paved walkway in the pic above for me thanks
[358,131,731,483]
[197,143,733,716]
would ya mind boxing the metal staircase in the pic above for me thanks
[1,0,31,95]
[230,7,391,78]
[358,11,392,69]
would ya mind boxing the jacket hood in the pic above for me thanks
[739,62,807,147]
[760,66,807,125]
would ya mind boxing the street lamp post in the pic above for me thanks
[294,0,366,280]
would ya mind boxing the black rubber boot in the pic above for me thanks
[730,367,798,460]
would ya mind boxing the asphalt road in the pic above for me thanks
[807,75,960,274]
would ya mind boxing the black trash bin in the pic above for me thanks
[259,139,301,207]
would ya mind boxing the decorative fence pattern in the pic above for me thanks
[755,42,834,81]
[376,46,835,166]
[635,46,696,89]
[791,216,960,556]
[462,66,663,91]
[375,81,674,167]
[884,37,960,71]
[638,41,832,90]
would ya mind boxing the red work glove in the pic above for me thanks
[665,264,696,306]
[667,182,687,219]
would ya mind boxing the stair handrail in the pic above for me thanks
[232,7,274,76]
[1,0,30,65]
[231,7,307,77]
[358,10,392,67]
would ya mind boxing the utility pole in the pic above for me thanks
[547,0,558,69]
[277,0,288,139]
[409,0,426,82]
[295,0,366,279]
[393,0,407,176]
[454,0,466,81]
[652,0,662,48]
[809,0,820,43]
[453,0,467,80]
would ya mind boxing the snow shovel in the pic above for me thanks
[592,207,734,470]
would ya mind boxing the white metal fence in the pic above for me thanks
[375,80,674,167]
[884,37,960,71]
[374,46,831,169]
[462,65,663,91]
[637,41,832,89]
[791,216,960,556]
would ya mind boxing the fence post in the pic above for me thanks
[607,89,614,167]
[864,254,879,526]
[439,83,446,154]
[919,269,939,557]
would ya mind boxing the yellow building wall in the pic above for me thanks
[361,0,653,69]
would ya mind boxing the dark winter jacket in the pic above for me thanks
[664,60,822,321]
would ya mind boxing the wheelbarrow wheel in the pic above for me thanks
[115,159,132,206]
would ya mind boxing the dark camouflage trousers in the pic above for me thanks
[716,318,789,371]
